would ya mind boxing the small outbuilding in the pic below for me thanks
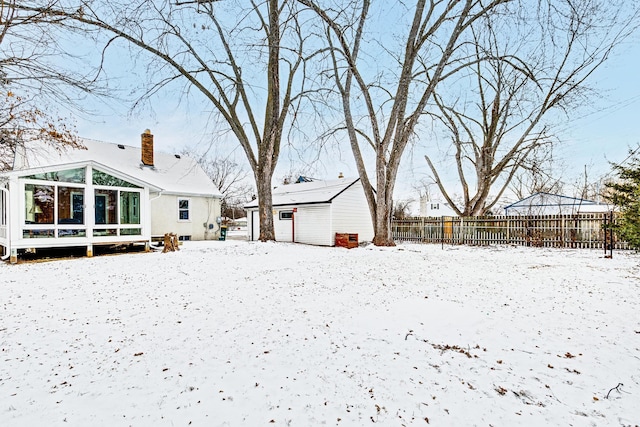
[503,192,612,216]
[245,177,374,246]
[0,130,222,263]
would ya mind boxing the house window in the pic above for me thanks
[120,228,142,235]
[24,167,86,184]
[58,187,84,225]
[25,184,55,224]
[178,199,190,221]
[92,170,140,188]
[279,210,293,220]
[24,183,86,238]
[93,188,142,236]
[23,170,143,239]
[120,191,140,224]
[95,189,118,225]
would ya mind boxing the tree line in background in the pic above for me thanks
[2,0,639,245]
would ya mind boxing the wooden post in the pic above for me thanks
[10,248,17,264]
[86,244,93,258]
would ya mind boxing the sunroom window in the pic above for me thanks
[24,183,85,239]
[58,187,85,224]
[120,191,140,224]
[93,170,141,188]
[23,168,143,239]
[92,189,142,236]
[24,167,86,184]
[25,184,55,224]
[95,189,118,225]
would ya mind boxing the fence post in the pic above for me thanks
[604,211,614,258]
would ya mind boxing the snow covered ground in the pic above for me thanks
[1,241,639,426]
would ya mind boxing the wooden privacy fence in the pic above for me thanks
[392,213,630,249]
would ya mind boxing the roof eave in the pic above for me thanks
[158,190,223,198]
[245,178,361,209]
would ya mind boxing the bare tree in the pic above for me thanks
[183,148,255,219]
[392,199,413,220]
[424,0,640,216]
[1,0,102,100]
[20,0,319,241]
[297,0,510,245]
[0,90,80,170]
[509,150,564,201]
[0,0,90,170]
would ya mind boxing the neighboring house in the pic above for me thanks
[503,192,612,216]
[245,177,374,246]
[230,217,247,230]
[0,130,222,263]
[419,196,458,217]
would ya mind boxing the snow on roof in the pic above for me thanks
[11,138,222,198]
[503,192,612,214]
[245,177,359,208]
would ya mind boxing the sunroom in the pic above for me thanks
[0,162,155,263]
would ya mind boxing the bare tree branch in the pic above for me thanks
[424,0,639,216]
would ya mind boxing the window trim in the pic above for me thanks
[279,210,293,220]
[178,198,191,222]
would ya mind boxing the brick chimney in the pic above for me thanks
[141,129,154,166]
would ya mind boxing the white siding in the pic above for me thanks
[244,179,372,245]
[151,194,221,240]
[247,210,260,240]
[274,208,294,242]
[248,209,259,241]
[330,181,374,245]
[294,205,332,246]
[247,205,332,245]
[0,186,7,255]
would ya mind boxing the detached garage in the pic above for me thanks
[245,177,374,246]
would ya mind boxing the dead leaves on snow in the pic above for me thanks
[424,341,486,359]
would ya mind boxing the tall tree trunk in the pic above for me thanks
[372,181,394,246]
[255,0,281,241]
[256,163,276,241]
[14,0,311,243]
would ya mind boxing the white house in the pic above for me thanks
[503,192,612,216]
[0,130,222,263]
[245,177,374,246]
[419,196,458,217]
